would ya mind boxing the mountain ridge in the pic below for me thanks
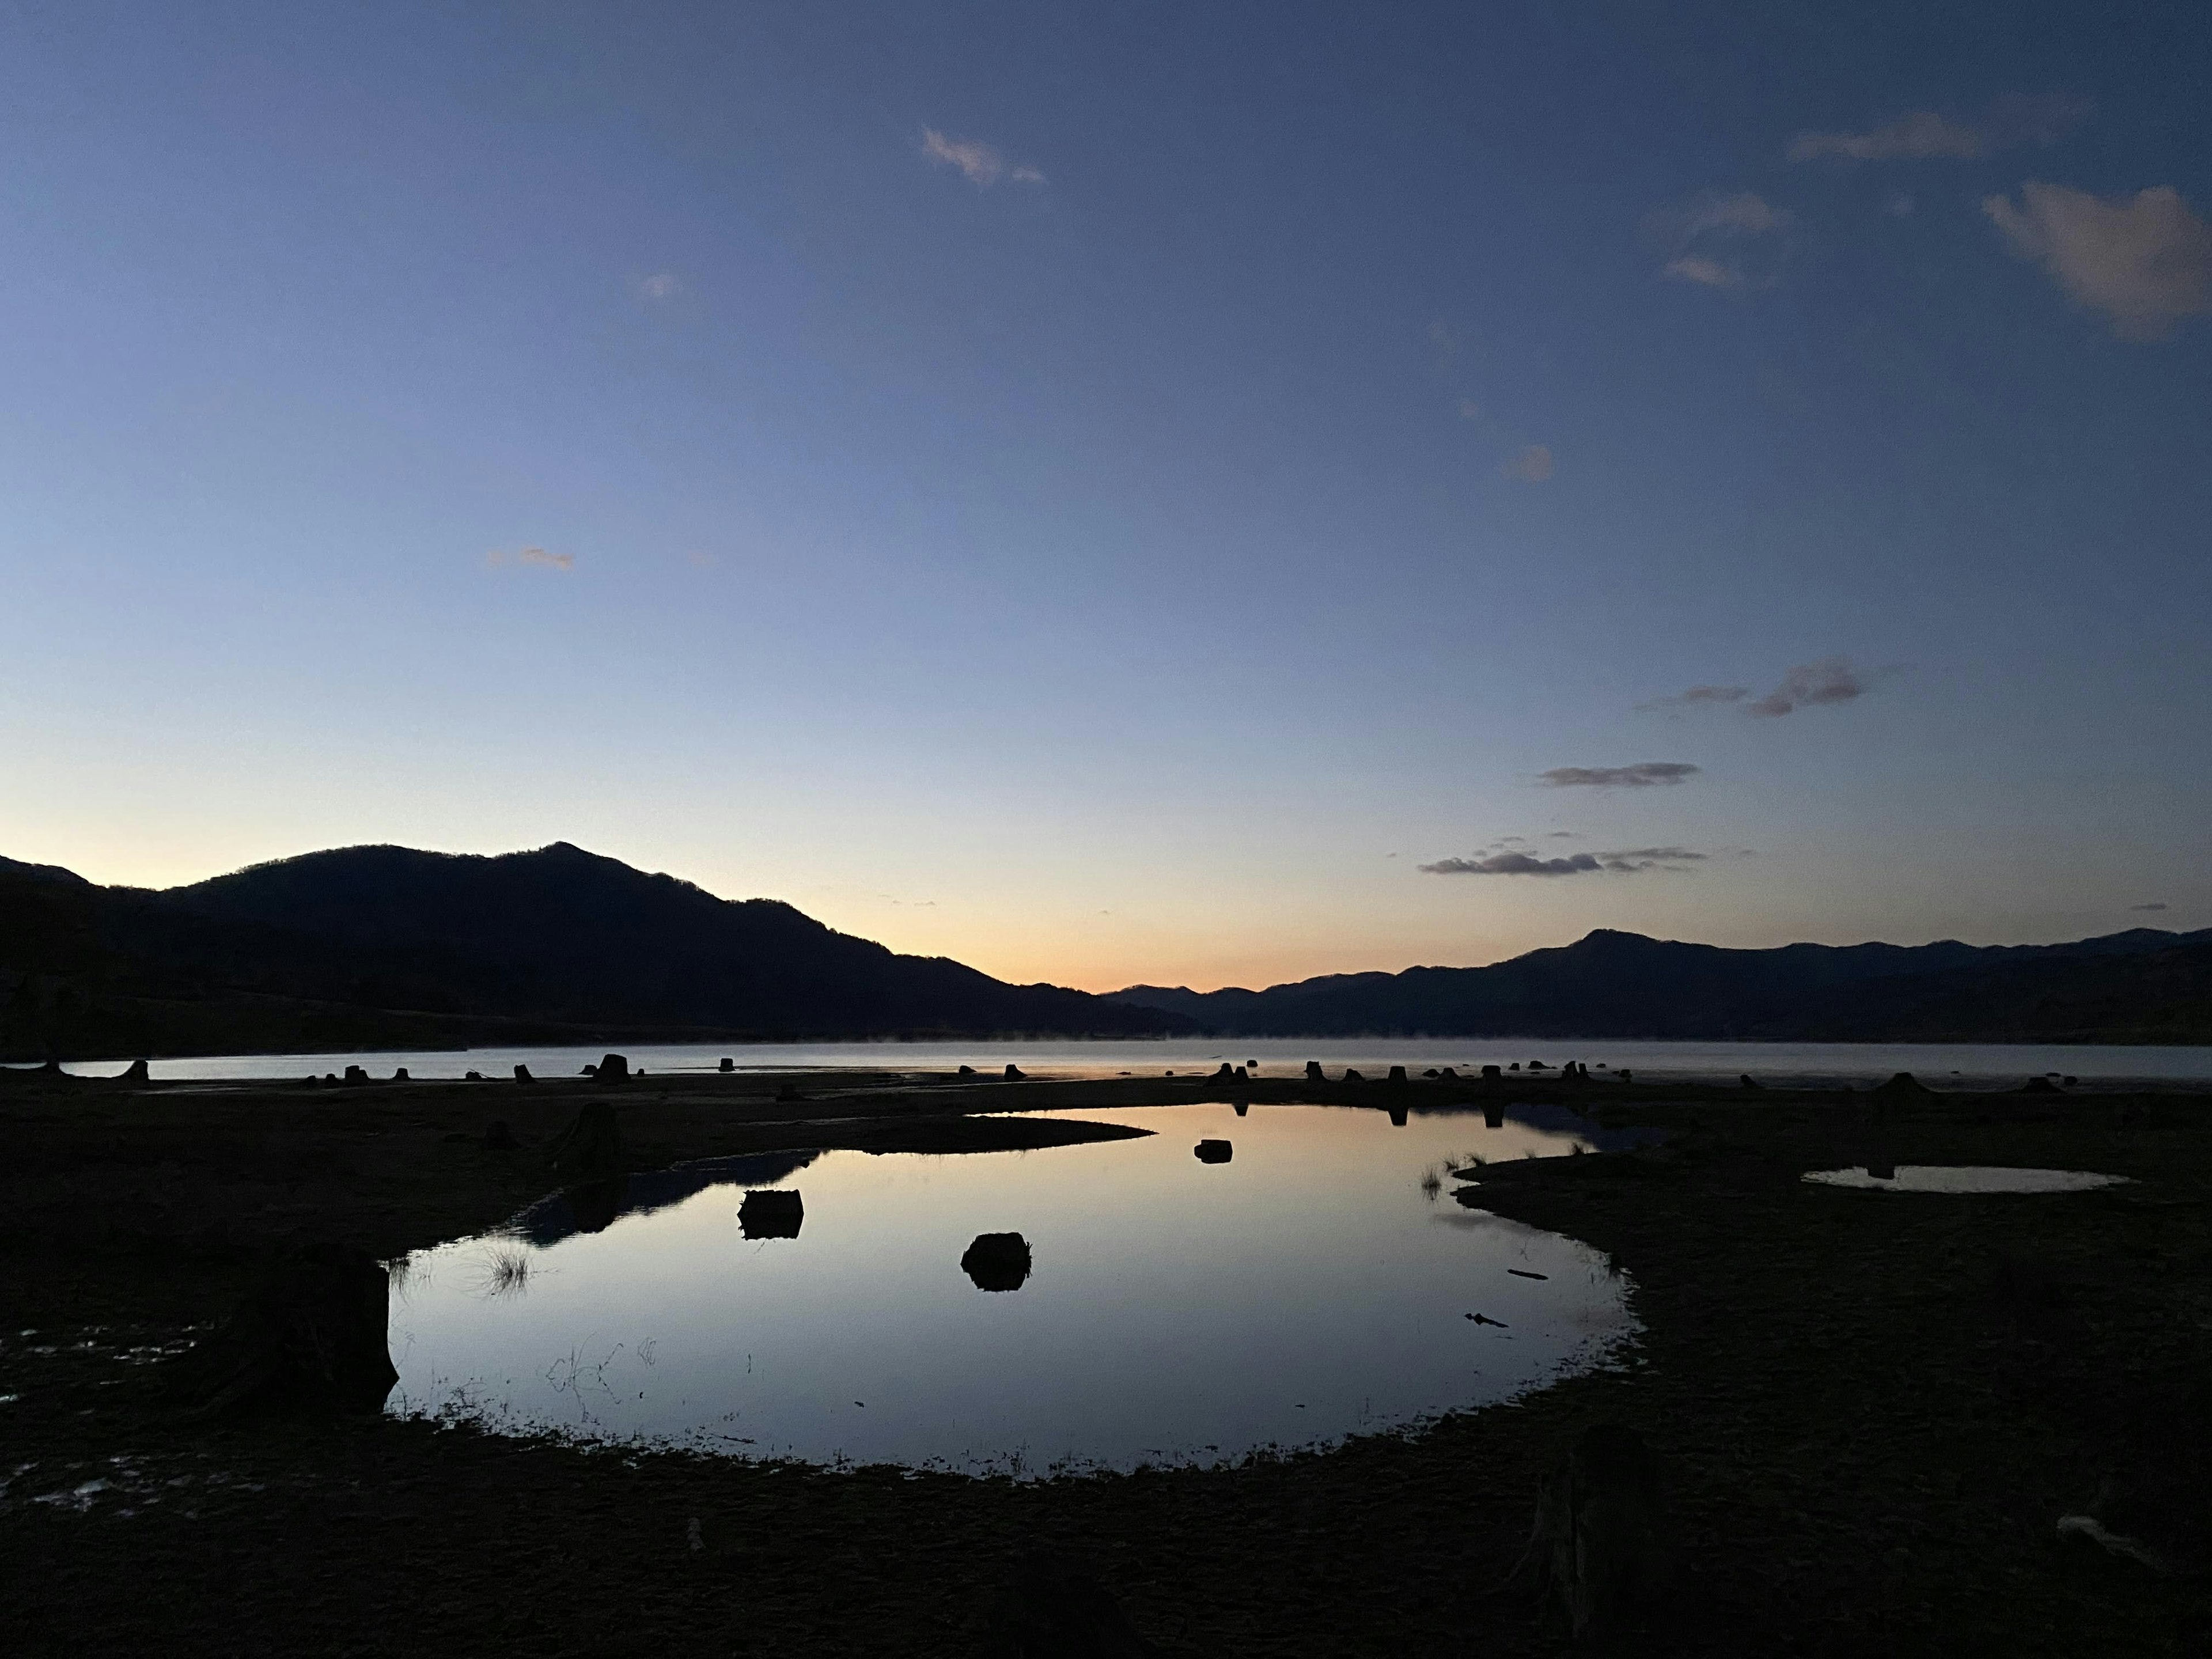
[1107,923,2212,1041]
[0,842,1195,1059]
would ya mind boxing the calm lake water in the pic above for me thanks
[386,1103,1634,1476]
[58,1036,2212,1089]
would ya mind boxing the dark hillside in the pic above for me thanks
[0,844,1192,1059]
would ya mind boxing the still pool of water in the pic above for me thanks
[1803,1165,2131,1194]
[388,1104,1634,1476]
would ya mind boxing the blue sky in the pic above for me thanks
[3,1,2207,990]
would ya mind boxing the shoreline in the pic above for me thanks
[6,1068,2209,1653]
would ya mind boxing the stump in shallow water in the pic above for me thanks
[547,1101,624,1179]
[962,1232,1032,1292]
[739,1188,804,1239]
[983,1552,1161,1657]
[1511,1423,1673,1641]
[169,1242,397,1415]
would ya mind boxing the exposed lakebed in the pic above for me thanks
[388,1103,1637,1476]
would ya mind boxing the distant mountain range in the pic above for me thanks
[6,842,2207,1060]
[1107,926,2212,1044]
[0,843,1193,1059]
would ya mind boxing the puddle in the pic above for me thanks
[1803,1166,2131,1194]
[388,1103,1634,1476]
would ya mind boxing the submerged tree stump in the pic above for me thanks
[168,1242,397,1415]
[1509,1423,1673,1642]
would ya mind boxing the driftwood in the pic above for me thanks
[1499,1423,1673,1642]
[168,1242,397,1416]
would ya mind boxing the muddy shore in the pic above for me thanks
[5,1067,2208,1655]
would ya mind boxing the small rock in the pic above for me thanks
[718,1057,734,1073]
[1194,1139,1233,1164]
[595,1053,631,1085]
[513,1063,533,1083]
[1305,1060,1325,1081]
[1003,1064,1025,1081]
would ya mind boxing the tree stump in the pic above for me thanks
[168,1242,397,1415]
[547,1101,624,1179]
[983,1552,1161,1657]
[1510,1423,1673,1642]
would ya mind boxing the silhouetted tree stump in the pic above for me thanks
[1508,1423,1673,1642]
[739,1188,804,1239]
[169,1242,397,1416]
[547,1101,624,1179]
[963,1232,1032,1291]
[984,1552,1161,1657]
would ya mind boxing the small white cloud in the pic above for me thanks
[1885,192,1915,217]
[486,546,574,571]
[1984,181,2212,340]
[1457,397,1482,419]
[922,128,1044,187]
[1664,253,1741,288]
[638,272,681,301]
[1501,444,1554,482]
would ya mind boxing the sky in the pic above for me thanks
[3,1,2209,993]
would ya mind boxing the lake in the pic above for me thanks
[59,1036,2212,1088]
[386,1102,1635,1476]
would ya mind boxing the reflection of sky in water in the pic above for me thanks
[1803,1165,2128,1194]
[388,1104,1634,1476]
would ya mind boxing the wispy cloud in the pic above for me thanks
[1984,181,2212,340]
[1790,96,2089,163]
[1638,684,1751,711]
[638,272,681,301]
[486,547,574,571]
[1420,846,1711,877]
[1540,762,1699,789]
[1653,190,1793,290]
[1642,658,1884,718]
[1684,191,1791,236]
[1747,657,1871,717]
[1664,254,1740,289]
[1502,444,1554,482]
[922,128,1045,187]
[2131,902,2169,912]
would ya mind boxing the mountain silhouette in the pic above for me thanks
[1110,925,2212,1042]
[0,842,1193,1059]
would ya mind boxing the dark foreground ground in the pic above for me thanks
[3,1066,2207,1655]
